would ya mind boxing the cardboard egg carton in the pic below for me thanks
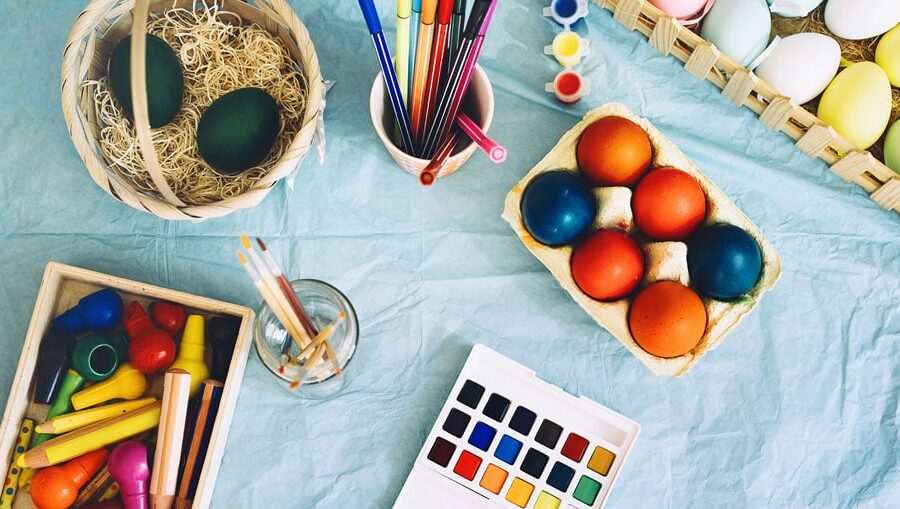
[502,103,781,376]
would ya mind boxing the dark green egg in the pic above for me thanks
[196,87,281,174]
[108,34,184,128]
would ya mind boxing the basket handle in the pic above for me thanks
[129,0,186,207]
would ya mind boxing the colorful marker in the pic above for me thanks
[456,112,506,163]
[421,0,455,146]
[0,419,34,509]
[419,129,463,186]
[396,0,412,104]
[408,0,422,101]
[448,0,467,60]
[410,0,439,146]
[421,0,496,157]
[358,0,415,153]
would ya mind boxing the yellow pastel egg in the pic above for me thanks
[817,62,892,149]
[875,24,900,87]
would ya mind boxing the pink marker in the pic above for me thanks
[108,441,150,509]
[456,113,506,163]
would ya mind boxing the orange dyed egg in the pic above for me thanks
[629,281,707,358]
[576,116,652,186]
[571,230,645,301]
[632,167,707,241]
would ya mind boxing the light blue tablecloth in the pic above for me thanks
[1,1,898,507]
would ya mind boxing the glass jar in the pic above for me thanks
[253,279,358,399]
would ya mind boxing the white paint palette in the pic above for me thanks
[394,345,640,509]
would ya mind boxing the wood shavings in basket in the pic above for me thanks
[86,1,309,205]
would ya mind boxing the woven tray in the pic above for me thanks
[593,0,899,214]
[502,103,781,376]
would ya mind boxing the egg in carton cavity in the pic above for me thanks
[502,103,781,376]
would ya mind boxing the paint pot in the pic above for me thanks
[545,30,590,68]
[545,70,589,103]
[254,279,359,400]
[543,0,589,27]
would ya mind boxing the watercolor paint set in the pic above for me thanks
[394,345,639,509]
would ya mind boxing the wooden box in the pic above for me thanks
[0,262,254,508]
[594,0,899,214]
[502,103,781,376]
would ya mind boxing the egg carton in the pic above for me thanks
[502,103,782,376]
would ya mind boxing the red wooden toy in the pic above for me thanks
[149,302,187,336]
[30,448,109,509]
[123,301,176,374]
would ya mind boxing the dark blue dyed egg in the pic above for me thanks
[521,170,596,247]
[688,224,762,300]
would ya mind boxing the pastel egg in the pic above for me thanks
[649,0,709,20]
[767,0,823,18]
[571,230,644,301]
[628,281,707,358]
[700,0,771,67]
[632,167,707,241]
[688,224,762,300]
[875,24,900,87]
[753,33,840,105]
[521,171,596,247]
[824,0,900,41]
[816,62,892,150]
[884,120,900,174]
[576,116,652,187]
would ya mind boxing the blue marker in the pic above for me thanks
[358,0,415,152]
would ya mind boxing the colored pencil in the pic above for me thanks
[420,0,496,157]
[410,0,439,146]
[36,398,157,434]
[358,0,415,153]
[72,465,115,507]
[150,369,192,509]
[419,129,463,185]
[255,238,317,338]
[396,0,412,104]
[420,0,455,146]
[174,380,223,509]
[448,0,467,60]
[456,112,506,163]
[408,0,422,101]
[0,419,33,509]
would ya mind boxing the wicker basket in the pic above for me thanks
[595,0,900,214]
[61,0,323,220]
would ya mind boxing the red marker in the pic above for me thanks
[420,0,455,143]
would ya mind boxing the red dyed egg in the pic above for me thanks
[571,230,645,301]
[632,167,707,240]
[576,116,652,186]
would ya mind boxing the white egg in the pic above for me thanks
[753,33,840,104]
[701,0,771,67]
[768,0,824,18]
[824,0,900,40]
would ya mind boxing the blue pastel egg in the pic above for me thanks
[521,170,596,247]
[688,224,762,300]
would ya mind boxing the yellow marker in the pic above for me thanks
[18,403,161,469]
[36,397,157,434]
[71,363,148,411]
[0,418,34,508]
[170,316,210,396]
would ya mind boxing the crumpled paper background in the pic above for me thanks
[0,1,898,507]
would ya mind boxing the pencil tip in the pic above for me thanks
[240,235,251,249]
[256,237,267,251]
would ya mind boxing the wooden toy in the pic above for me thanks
[36,398,157,435]
[151,370,191,509]
[109,441,150,509]
[207,316,241,381]
[0,263,254,509]
[72,465,115,507]
[72,335,122,382]
[34,328,74,405]
[0,418,33,509]
[124,302,176,375]
[71,363,148,411]
[30,448,108,509]
[169,316,210,396]
[19,403,161,469]
[53,288,123,333]
[149,302,187,337]
[175,381,223,509]
[83,500,125,509]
